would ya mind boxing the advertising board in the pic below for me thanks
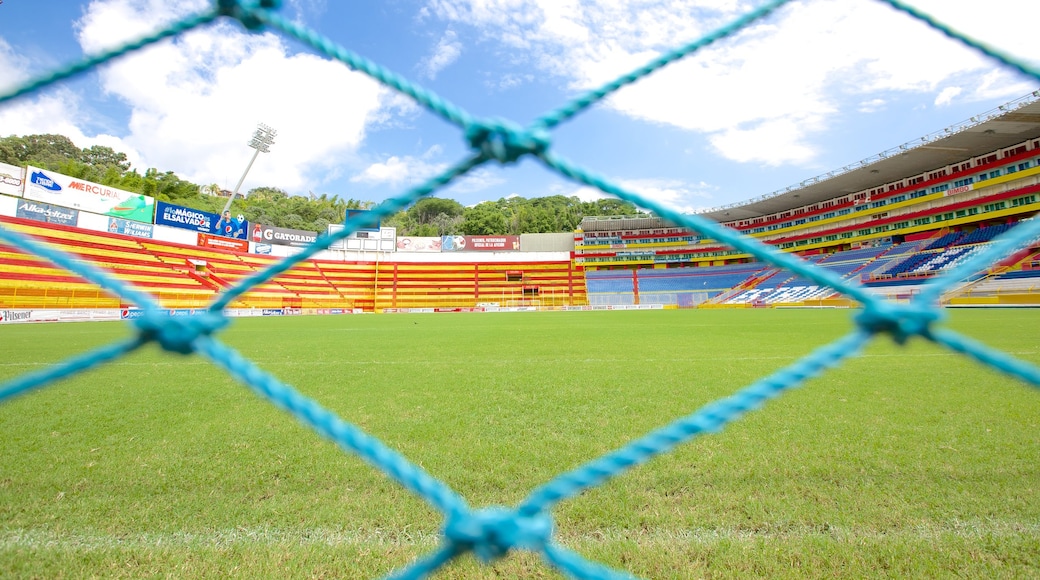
[396,236,441,252]
[23,165,155,222]
[15,199,78,225]
[155,201,249,239]
[107,217,154,238]
[198,233,249,252]
[0,162,24,197]
[439,235,520,252]
[250,223,318,247]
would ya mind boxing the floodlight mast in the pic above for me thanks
[221,123,277,216]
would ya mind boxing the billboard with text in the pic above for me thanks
[0,162,24,197]
[198,233,249,252]
[107,217,154,238]
[250,223,318,247]
[23,166,155,223]
[16,199,78,226]
[439,235,520,252]
[155,201,249,239]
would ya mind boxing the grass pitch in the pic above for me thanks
[1,308,1038,579]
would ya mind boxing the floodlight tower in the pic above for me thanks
[221,123,277,216]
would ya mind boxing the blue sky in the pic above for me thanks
[0,0,1038,214]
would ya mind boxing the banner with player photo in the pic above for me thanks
[155,201,249,239]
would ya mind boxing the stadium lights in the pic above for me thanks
[222,123,277,216]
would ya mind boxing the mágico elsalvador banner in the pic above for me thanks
[23,166,155,223]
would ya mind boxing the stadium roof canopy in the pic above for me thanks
[698,90,1040,223]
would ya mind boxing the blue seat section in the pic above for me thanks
[585,271,635,293]
[955,222,1015,246]
[878,245,986,278]
[922,232,963,250]
[637,263,768,294]
[883,253,935,276]
[999,269,1040,279]
[726,244,897,304]
[817,243,891,265]
[591,231,1032,304]
[885,246,974,276]
[858,242,921,278]
[585,270,636,305]
[728,284,836,304]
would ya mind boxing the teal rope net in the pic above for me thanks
[2,1,1039,578]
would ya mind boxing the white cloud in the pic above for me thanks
[447,166,507,193]
[352,152,505,193]
[487,72,535,91]
[421,30,463,79]
[710,117,819,166]
[0,38,30,95]
[935,87,962,107]
[426,0,1040,168]
[858,98,887,114]
[352,155,441,185]
[616,177,715,215]
[2,0,398,195]
[555,176,714,214]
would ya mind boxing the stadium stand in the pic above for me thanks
[0,214,587,311]
[376,260,584,310]
[0,216,215,309]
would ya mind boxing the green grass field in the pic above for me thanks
[1,308,1038,579]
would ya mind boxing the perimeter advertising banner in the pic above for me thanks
[467,235,519,251]
[396,236,441,252]
[249,223,318,247]
[198,233,249,252]
[15,199,78,225]
[23,165,155,223]
[439,235,520,252]
[107,217,154,238]
[155,201,249,239]
[0,162,24,197]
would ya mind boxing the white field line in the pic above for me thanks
[1,351,1038,369]
[2,521,1038,551]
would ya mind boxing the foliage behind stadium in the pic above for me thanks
[0,133,641,237]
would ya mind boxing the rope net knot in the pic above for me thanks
[444,507,553,563]
[133,311,229,354]
[217,0,281,31]
[465,118,551,164]
[854,301,943,344]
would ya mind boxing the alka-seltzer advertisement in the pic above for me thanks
[0,162,24,197]
[155,201,250,240]
[16,199,79,226]
[23,166,156,223]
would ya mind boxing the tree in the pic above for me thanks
[461,202,508,235]
[0,131,653,235]
[80,145,130,173]
[0,134,80,168]
[409,197,464,224]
